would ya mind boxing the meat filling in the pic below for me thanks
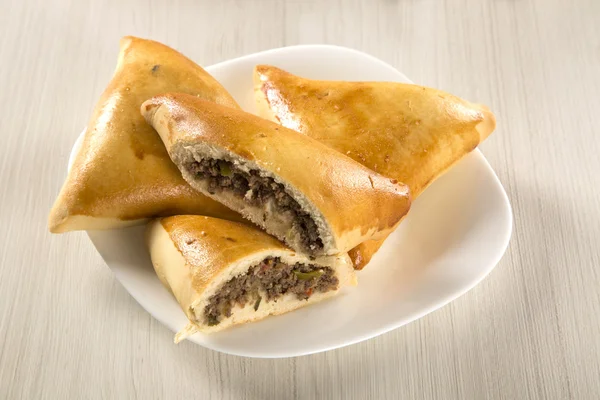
[186,159,324,252]
[204,257,338,326]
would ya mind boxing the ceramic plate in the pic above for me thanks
[70,45,512,358]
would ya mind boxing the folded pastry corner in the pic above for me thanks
[48,36,242,233]
[141,93,411,257]
[147,216,357,338]
[253,65,496,268]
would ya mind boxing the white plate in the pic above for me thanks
[71,45,512,358]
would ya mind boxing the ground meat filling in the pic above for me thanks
[186,159,324,252]
[204,257,338,326]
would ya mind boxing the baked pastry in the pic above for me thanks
[48,36,242,233]
[147,215,357,339]
[253,65,496,268]
[141,93,411,257]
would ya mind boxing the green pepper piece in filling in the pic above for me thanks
[285,229,295,243]
[293,269,324,280]
[254,296,262,311]
[218,161,232,176]
[207,315,220,326]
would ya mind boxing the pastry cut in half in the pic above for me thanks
[141,93,412,257]
[146,215,357,339]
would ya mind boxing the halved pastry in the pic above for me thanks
[253,65,496,268]
[141,93,412,257]
[147,215,356,339]
[48,36,242,233]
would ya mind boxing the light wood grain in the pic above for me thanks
[1,0,599,398]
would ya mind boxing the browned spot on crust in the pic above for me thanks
[225,237,237,242]
[349,247,363,269]
[134,147,145,160]
[238,149,255,161]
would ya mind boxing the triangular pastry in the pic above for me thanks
[253,65,496,268]
[49,37,242,233]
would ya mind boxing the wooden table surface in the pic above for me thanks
[2,0,599,398]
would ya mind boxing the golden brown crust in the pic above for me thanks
[253,65,496,268]
[142,93,412,255]
[48,36,242,233]
[254,65,495,197]
[347,237,385,269]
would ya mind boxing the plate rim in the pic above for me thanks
[207,43,413,82]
